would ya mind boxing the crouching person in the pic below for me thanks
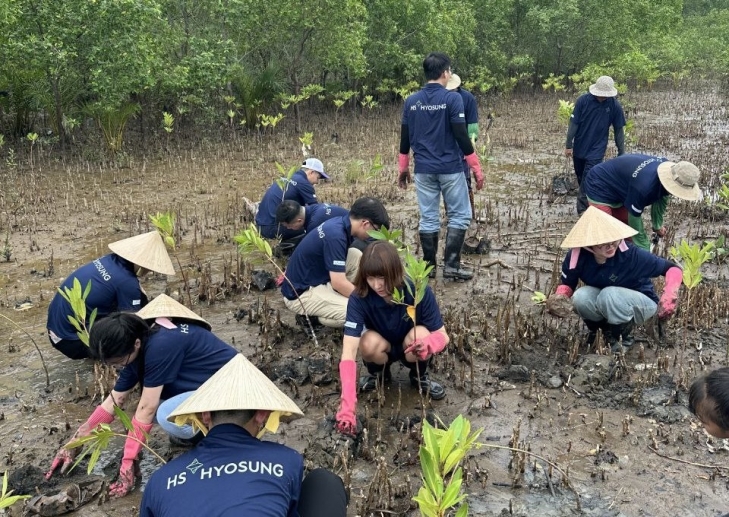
[141,354,348,517]
[546,207,682,355]
[335,241,449,436]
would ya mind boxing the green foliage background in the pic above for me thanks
[0,0,728,139]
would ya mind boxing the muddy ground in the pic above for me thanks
[1,82,729,516]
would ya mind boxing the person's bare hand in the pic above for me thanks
[564,148,573,157]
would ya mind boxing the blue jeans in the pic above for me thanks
[572,286,657,325]
[415,172,471,232]
[156,391,197,439]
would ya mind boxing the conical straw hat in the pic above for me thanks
[560,206,638,248]
[108,231,176,276]
[169,354,303,431]
[136,293,210,330]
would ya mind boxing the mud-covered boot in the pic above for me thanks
[583,319,606,348]
[358,362,392,392]
[619,320,635,349]
[408,361,446,400]
[443,228,473,281]
[419,232,438,278]
[607,321,634,354]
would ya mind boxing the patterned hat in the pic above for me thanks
[108,231,175,276]
[560,206,637,248]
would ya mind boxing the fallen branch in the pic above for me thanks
[473,259,512,270]
[648,446,729,470]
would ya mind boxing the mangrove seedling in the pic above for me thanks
[669,239,714,289]
[274,162,299,193]
[162,112,174,134]
[299,132,314,156]
[57,278,97,347]
[531,291,547,305]
[0,470,30,509]
[149,211,192,306]
[413,415,482,517]
[557,100,574,126]
[233,224,319,346]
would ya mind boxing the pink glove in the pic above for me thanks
[335,360,358,436]
[465,153,484,190]
[46,405,114,479]
[658,266,682,319]
[405,331,448,361]
[109,416,153,498]
[554,284,574,298]
[276,273,285,287]
[398,154,411,189]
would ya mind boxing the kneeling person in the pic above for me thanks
[274,201,349,254]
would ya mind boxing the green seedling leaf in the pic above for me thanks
[441,467,465,509]
[455,502,469,517]
[419,446,444,500]
[531,291,547,304]
[114,405,134,432]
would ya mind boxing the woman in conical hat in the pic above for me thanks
[46,231,175,360]
[140,354,348,517]
[546,207,683,355]
[46,294,237,499]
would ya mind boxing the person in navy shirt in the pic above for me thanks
[565,76,626,214]
[583,154,701,249]
[446,73,479,219]
[335,241,449,436]
[255,158,329,240]
[546,207,682,355]
[399,52,484,281]
[281,197,389,328]
[46,231,176,360]
[46,294,237,498]
[273,200,349,255]
[140,354,347,517]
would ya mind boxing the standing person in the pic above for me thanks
[45,294,237,497]
[140,354,348,517]
[274,200,349,255]
[445,72,479,219]
[335,241,449,436]
[46,231,175,360]
[583,154,701,250]
[398,52,484,281]
[545,207,682,354]
[280,197,389,327]
[564,76,626,215]
[255,158,329,240]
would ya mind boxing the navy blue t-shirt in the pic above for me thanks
[114,322,237,400]
[140,424,303,517]
[281,216,352,300]
[559,243,674,303]
[583,154,669,216]
[255,170,318,228]
[571,93,626,160]
[304,203,348,233]
[343,284,443,346]
[47,254,148,340]
[402,83,466,174]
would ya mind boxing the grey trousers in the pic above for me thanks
[572,286,657,325]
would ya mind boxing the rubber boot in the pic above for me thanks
[443,228,473,280]
[419,232,438,278]
[583,319,606,348]
[619,320,635,349]
[407,360,446,400]
[607,321,634,354]
[359,361,391,392]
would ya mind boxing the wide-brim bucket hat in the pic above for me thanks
[560,206,637,248]
[169,354,303,436]
[108,231,176,276]
[657,161,701,201]
[588,76,618,97]
[136,293,210,330]
[446,73,462,91]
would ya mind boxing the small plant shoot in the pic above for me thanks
[57,278,97,346]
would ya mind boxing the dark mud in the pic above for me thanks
[1,82,729,516]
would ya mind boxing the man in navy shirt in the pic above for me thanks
[546,208,682,355]
[281,197,389,327]
[141,354,347,517]
[583,154,701,249]
[46,231,175,359]
[273,200,349,255]
[399,52,484,281]
[255,158,329,240]
[565,76,626,214]
[446,72,479,219]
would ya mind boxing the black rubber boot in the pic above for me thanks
[359,362,391,392]
[443,228,473,280]
[419,232,438,278]
[619,320,635,349]
[607,321,634,354]
[408,361,446,400]
[583,319,606,348]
